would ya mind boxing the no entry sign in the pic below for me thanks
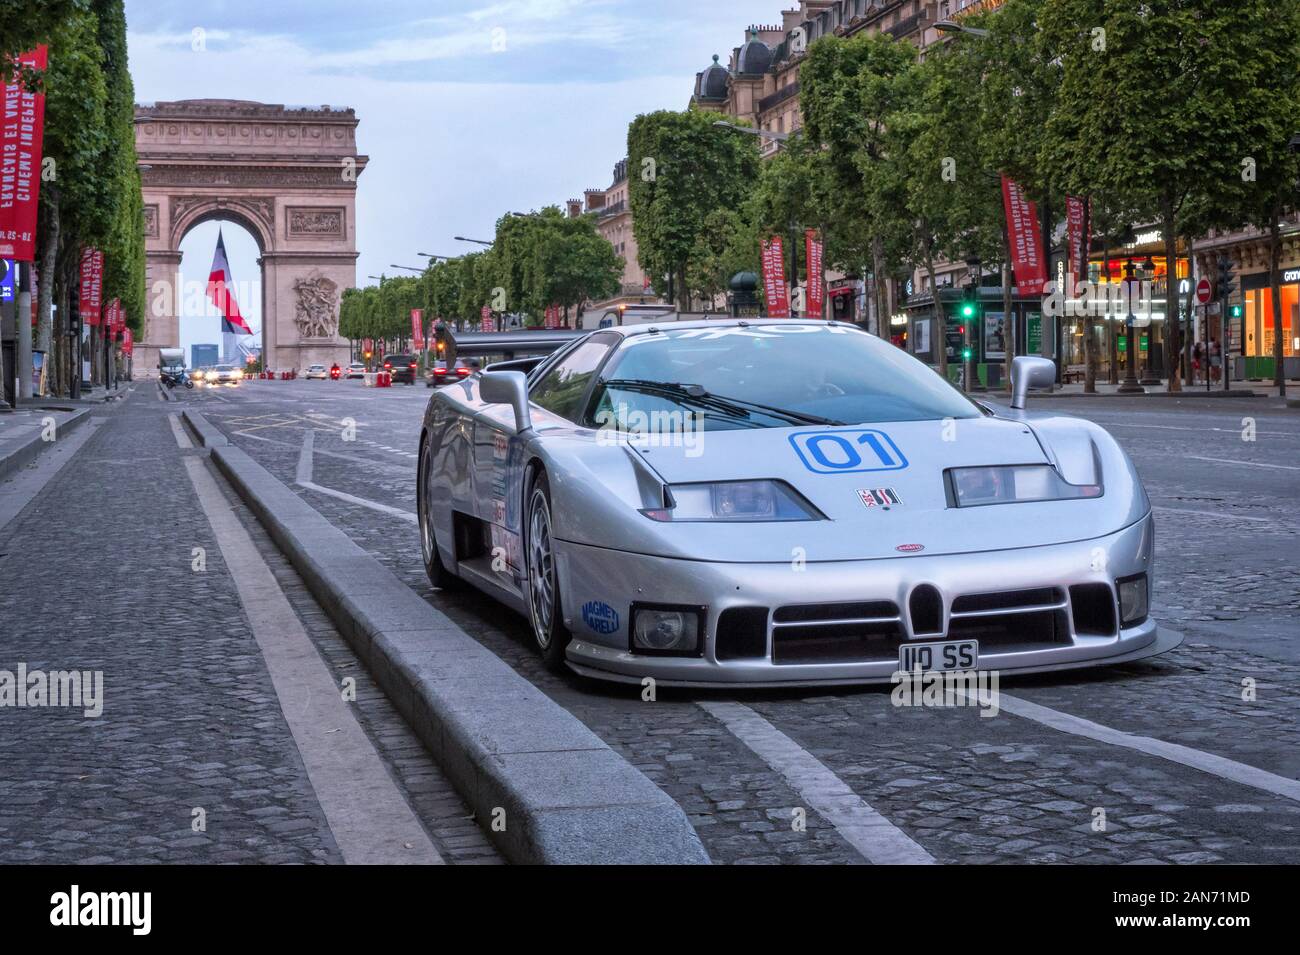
[1196,277,1212,305]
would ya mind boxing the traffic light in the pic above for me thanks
[961,346,973,361]
[1216,256,1237,299]
[959,283,980,322]
[1228,303,1243,319]
[434,322,448,357]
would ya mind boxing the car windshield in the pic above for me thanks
[588,324,980,432]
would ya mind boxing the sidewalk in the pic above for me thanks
[974,380,1296,400]
[0,406,93,483]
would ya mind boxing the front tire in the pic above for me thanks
[417,437,463,591]
[524,470,571,672]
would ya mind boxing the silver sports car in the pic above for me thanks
[416,320,1179,687]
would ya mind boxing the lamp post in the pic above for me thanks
[454,236,493,247]
[933,20,991,38]
[389,264,425,273]
[1118,259,1145,394]
[1139,255,1162,385]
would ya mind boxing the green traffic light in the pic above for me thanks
[1229,304,1243,318]
[961,348,973,360]
[960,303,976,318]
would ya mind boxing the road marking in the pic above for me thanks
[182,456,442,864]
[292,430,418,523]
[296,428,314,483]
[167,413,193,449]
[1087,421,1297,438]
[974,692,1300,805]
[699,700,936,865]
[1186,455,1300,471]
[1152,505,1272,524]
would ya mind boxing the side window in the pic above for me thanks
[528,336,615,422]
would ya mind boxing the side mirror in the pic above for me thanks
[479,370,532,433]
[1010,355,1057,410]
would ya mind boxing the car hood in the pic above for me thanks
[597,415,1146,562]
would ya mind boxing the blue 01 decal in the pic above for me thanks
[789,428,908,474]
[581,600,620,635]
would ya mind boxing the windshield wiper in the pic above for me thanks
[603,379,843,426]
[699,391,844,426]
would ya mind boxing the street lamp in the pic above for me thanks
[933,19,990,38]
[418,253,455,260]
[454,236,493,246]
[1118,260,1145,394]
[390,264,425,273]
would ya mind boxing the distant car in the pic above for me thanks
[305,364,328,380]
[206,364,242,385]
[382,354,418,385]
[190,367,207,383]
[347,362,366,379]
[426,359,478,387]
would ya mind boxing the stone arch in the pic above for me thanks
[135,99,368,374]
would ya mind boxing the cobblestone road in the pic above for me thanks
[11,377,1295,865]
[0,385,498,864]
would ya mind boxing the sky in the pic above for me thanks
[123,0,775,357]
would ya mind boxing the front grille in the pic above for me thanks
[949,586,1071,652]
[771,601,904,665]
[908,585,943,636]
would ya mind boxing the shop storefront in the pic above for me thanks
[1239,266,1298,377]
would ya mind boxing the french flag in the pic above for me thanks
[207,229,252,335]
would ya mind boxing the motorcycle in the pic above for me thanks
[160,367,194,390]
[329,365,342,380]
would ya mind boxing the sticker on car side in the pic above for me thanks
[789,428,908,474]
[581,601,620,635]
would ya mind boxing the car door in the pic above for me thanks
[470,334,619,566]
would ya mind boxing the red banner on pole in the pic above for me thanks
[1001,175,1046,296]
[123,328,133,356]
[79,248,103,325]
[0,46,48,262]
[480,306,493,333]
[107,298,122,332]
[804,230,824,318]
[410,308,423,349]
[1066,195,1090,278]
[761,236,790,318]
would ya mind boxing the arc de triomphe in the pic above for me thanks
[134,99,368,374]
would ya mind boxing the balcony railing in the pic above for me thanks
[758,81,800,114]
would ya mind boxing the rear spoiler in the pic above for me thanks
[446,328,585,360]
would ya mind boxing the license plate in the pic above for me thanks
[899,639,978,673]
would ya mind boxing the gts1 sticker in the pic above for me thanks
[581,601,620,635]
[858,487,901,508]
[790,429,908,474]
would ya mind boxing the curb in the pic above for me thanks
[181,409,227,447]
[189,414,708,865]
[0,407,92,484]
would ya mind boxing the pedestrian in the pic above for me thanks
[1192,341,1203,385]
[1209,337,1221,383]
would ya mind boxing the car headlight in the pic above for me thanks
[1117,573,1148,625]
[205,372,218,381]
[630,604,703,655]
[640,480,823,522]
[947,465,1101,507]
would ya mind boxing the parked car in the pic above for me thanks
[382,354,418,384]
[417,320,1177,684]
[305,364,328,380]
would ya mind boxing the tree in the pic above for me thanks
[627,109,759,311]
[800,30,917,334]
[1,0,82,75]
[685,207,759,309]
[1042,0,1272,393]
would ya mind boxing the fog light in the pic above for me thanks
[1117,574,1148,625]
[631,605,703,656]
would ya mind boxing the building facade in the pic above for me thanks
[578,158,661,310]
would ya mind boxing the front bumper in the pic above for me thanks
[558,514,1174,687]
